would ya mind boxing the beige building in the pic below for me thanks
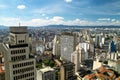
[37,67,56,80]
[0,27,36,80]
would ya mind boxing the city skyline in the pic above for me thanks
[0,0,120,26]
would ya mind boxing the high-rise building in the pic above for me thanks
[76,43,89,60]
[60,33,74,61]
[71,50,80,72]
[0,27,36,80]
[53,35,61,57]
[37,67,56,80]
[60,32,82,61]
[109,41,116,53]
[95,34,103,48]
[60,62,76,80]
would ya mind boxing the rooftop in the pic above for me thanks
[39,67,54,73]
[84,66,115,80]
[10,27,27,33]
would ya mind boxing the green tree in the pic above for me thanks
[43,59,49,66]
[49,60,55,67]
[36,62,42,68]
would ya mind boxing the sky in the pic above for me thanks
[0,0,120,26]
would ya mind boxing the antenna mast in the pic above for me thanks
[19,22,21,27]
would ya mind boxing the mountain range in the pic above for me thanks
[0,25,120,29]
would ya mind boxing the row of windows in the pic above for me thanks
[44,74,54,80]
[26,78,34,80]
[11,55,26,61]
[13,67,34,74]
[18,40,25,44]
[11,49,26,54]
[13,61,34,68]
[14,72,34,80]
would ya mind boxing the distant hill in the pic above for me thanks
[29,25,120,29]
[0,25,120,29]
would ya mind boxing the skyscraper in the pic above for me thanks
[60,62,76,80]
[71,50,80,72]
[76,43,89,60]
[60,33,74,61]
[37,67,56,80]
[0,27,36,80]
[95,34,102,48]
[53,35,61,57]
[109,41,116,53]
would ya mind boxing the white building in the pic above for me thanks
[0,27,36,80]
[108,60,120,74]
[95,34,103,47]
[37,67,56,80]
[36,45,45,55]
[60,33,74,61]
[71,47,86,72]
[76,43,89,60]
[71,51,80,72]
[93,61,102,70]
[53,35,60,57]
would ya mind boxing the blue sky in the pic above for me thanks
[0,0,120,26]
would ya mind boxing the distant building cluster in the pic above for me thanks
[0,27,120,80]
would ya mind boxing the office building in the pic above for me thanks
[60,33,74,61]
[76,43,89,60]
[95,34,103,48]
[0,27,36,80]
[109,41,116,53]
[37,67,56,80]
[60,62,76,80]
[53,35,61,57]
[71,50,80,72]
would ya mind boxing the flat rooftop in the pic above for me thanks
[39,67,54,73]
[10,27,27,33]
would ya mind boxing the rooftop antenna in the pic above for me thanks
[19,22,21,27]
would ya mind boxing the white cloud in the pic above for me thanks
[0,17,21,26]
[64,0,72,3]
[111,19,116,22]
[0,16,120,26]
[51,16,64,22]
[98,18,111,21]
[17,5,26,10]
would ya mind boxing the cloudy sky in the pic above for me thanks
[0,0,120,26]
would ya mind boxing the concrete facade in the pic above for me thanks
[37,67,55,80]
[0,27,36,80]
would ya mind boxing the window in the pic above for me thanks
[18,40,25,44]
